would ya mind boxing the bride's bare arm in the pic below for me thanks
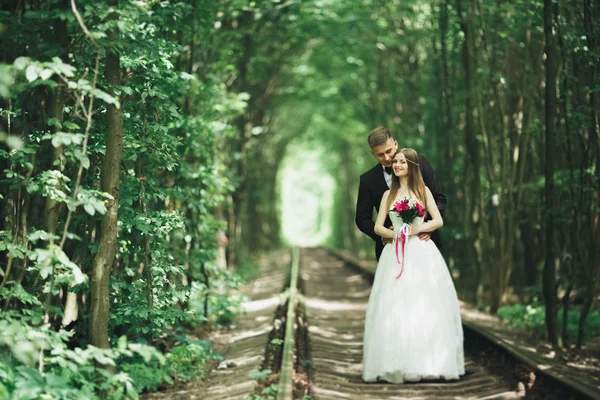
[374,191,395,240]
[414,187,444,234]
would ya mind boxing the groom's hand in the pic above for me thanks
[417,232,432,241]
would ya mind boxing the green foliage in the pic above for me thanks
[2,0,598,398]
[165,341,215,382]
[209,292,246,326]
[120,361,172,394]
[0,238,87,300]
[0,302,222,398]
[252,384,279,400]
[0,314,163,400]
[1,0,249,397]
[248,369,272,381]
[235,257,262,282]
[497,303,600,340]
[245,369,282,400]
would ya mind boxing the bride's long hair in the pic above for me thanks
[386,148,427,211]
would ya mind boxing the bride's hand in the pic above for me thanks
[384,226,394,244]
[409,225,421,237]
[412,224,432,240]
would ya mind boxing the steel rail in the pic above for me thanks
[276,246,300,400]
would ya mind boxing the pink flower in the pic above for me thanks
[393,200,410,213]
[391,198,427,225]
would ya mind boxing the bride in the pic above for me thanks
[362,148,465,384]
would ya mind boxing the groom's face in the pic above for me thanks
[371,138,398,167]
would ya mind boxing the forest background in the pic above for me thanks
[1,0,599,398]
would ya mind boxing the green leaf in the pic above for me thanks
[92,200,106,215]
[13,57,30,71]
[93,88,120,107]
[83,203,96,216]
[47,118,62,128]
[71,265,85,284]
[40,68,53,80]
[117,335,128,351]
[6,136,23,150]
[63,121,80,130]
[80,155,90,169]
[12,342,37,366]
[92,350,116,366]
[112,387,124,399]
[25,65,38,82]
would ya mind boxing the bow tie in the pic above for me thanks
[384,166,393,175]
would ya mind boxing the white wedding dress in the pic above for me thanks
[362,209,465,383]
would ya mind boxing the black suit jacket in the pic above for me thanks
[355,155,447,260]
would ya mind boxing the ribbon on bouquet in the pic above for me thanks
[394,223,411,279]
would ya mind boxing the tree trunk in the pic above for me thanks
[561,284,572,346]
[575,0,600,349]
[341,141,358,250]
[90,0,123,349]
[439,0,453,173]
[44,89,66,236]
[456,0,482,306]
[229,26,253,267]
[583,0,599,174]
[542,0,560,348]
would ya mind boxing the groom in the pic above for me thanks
[355,126,447,260]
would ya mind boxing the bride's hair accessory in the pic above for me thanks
[397,147,421,168]
[405,158,420,167]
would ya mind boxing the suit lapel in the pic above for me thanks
[369,164,389,208]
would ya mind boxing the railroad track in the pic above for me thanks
[174,247,600,400]
[303,248,520,400]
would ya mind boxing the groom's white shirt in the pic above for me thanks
[382,165,392,188]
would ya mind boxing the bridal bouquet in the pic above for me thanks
[389,197,426,279]
[390,197,426,224]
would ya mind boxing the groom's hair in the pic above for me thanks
[368,126,394,148]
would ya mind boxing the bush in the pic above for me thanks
[167,338,219,381]
[0,316,164,400]
[120,360,173,393]
[497,303,600,341]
